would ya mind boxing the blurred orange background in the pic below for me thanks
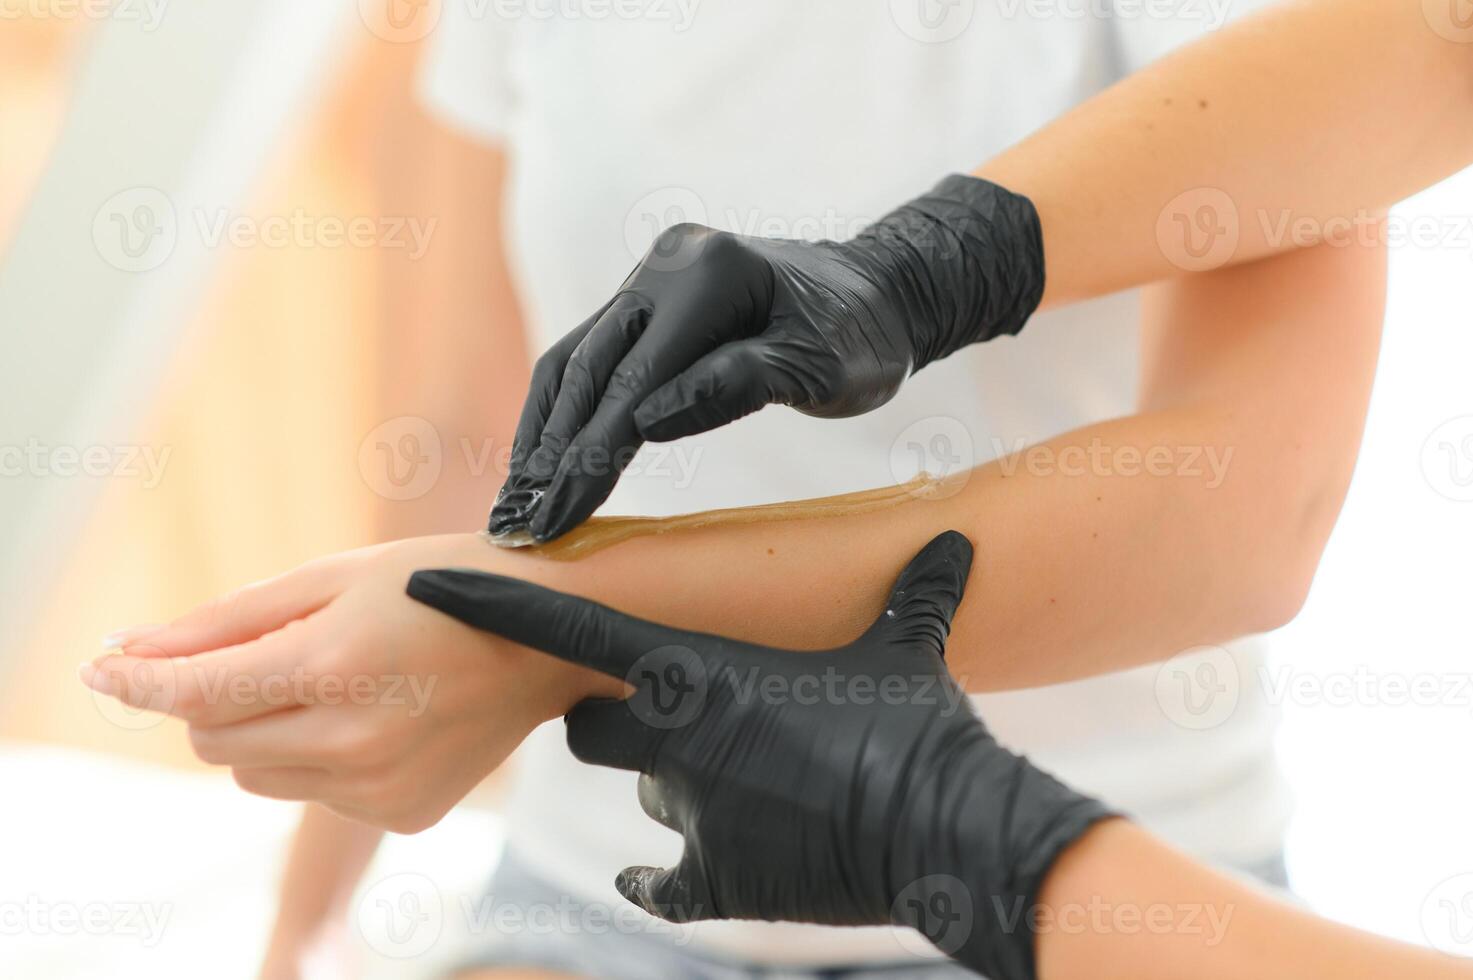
[0,16,507,769]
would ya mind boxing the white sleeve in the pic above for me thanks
[1108,0,1284,76]
[416,0,518,144]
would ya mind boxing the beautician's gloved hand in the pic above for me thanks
[492,175,1046,543]
[407,532,1114,980]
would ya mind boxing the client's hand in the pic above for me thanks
[81,534,622,833]
[407,531,1115,980]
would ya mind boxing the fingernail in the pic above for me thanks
[78,662,116,696]
[101,624,163,649]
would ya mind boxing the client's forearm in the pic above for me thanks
[490,242,1376,696]
[1035,821,1472,980]
[500,408,1299,694]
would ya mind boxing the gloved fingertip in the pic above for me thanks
[404,568,475,611]
[615,866,651,907]
[407,568,536,633]
[490,483,549,537]
[486,507,523,536]
[527,489,570,544]
[529,467,606,543]
[614,866,656,911]
[923,529,975,576]
[870,531,978,656]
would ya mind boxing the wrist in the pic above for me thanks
[450,533,630,713]
[891,736,1117,980]
[855,174,1046,371]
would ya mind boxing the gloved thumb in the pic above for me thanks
[865,531,974,659]
[614,863,704,923]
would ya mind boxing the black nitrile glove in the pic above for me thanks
[492,175,1046,543]
[406,532,1114,980]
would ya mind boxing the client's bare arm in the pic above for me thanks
[980,0,1473,307]
[84,236,1384,831]
[1037,821,1473,980]
[525,235,1385,690]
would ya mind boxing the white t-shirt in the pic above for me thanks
[421,0,1287,965]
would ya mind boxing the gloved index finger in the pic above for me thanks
[493,301,613,535]
[406,568,699,683]
[531,301,740,541]
[512,302,612,468]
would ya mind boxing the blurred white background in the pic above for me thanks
[1277,170,1473,948]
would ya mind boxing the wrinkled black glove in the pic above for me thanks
[407,532,1114,980]
[492,174,1046,543]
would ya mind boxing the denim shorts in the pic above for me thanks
[450,849,1290,979]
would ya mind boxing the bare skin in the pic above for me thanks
[980,0,1473,307]
[1034,821,1473,980]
